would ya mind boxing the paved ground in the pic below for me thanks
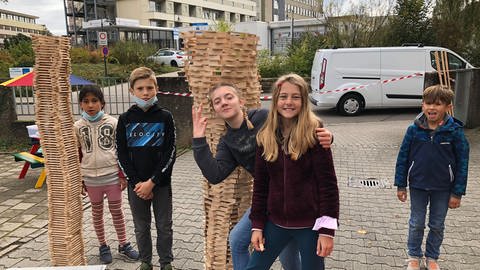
[0,119,478,270]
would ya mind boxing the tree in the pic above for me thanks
[432,0,480,66]
[384,0,434,46]
[322,0,394,48]
[3,34,35,67]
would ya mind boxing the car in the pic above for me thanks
[147,49,185,67]
[310,46,474,116]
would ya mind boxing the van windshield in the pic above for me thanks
[430,51,467,70]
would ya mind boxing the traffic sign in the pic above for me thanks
[102,46,109,56]
[98,31,108,46]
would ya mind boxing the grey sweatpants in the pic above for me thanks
[128,184,173,266]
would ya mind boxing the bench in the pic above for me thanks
[13,151,46,189]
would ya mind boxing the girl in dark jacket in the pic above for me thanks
[248,74,339,270]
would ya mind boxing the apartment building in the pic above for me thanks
[0,9,48,47]
[64,0,257,46]
[118,0,257,28]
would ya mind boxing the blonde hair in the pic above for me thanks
[423,84,454,105]
[129,67,158,90]
[257,73,322,161]
[208,82,254,130]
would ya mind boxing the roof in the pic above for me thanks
[0,9,39,19]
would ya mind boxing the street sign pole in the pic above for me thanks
[99,21,108,77]
[102,46,109,77]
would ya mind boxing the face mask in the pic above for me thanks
[133,96,158,110]
[81,110,104,122]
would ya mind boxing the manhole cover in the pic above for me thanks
[347,177,392,189]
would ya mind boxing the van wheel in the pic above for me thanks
[337,93,364,116]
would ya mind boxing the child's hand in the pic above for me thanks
[134,179,155,200]
[192,104,207,138]
[449,196,461,209]
[81,181,87,196]
[316,128,332,149]
[119,177,127,191]
[317,235,334,257]
[397,190,407,202]
[251,230,265,252]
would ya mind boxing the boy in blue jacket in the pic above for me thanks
[395,85,469,270]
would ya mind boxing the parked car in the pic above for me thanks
[310,45,474,116]
[147,49,185,67]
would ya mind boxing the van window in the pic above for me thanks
[430,51,466,70]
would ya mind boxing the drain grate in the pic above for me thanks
[347,177,392,189]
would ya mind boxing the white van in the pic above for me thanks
[310,46,474,115]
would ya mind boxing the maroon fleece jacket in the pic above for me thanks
[250,143,339,237]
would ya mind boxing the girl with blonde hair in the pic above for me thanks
[192,81,334,270]
[248,74,339,270]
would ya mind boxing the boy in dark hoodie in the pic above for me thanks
[395,85,469,270]
[116,67,176,270]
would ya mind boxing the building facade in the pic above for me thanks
[64,0,258,47]
[0,9,48,47]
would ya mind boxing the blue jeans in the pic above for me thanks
[246,221,324,270]
[407,188,450,260]
[229,208,301,270]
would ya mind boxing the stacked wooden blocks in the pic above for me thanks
[181,30,262,270]
[32,35,86,266]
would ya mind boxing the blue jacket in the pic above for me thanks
[394,113,469,197]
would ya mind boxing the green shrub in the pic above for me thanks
[257,50,288,78]
[285,33,326,77]
[110,41,157,65]
[70,47,91,63]
[0,50,14,77]
[89,49,103,64]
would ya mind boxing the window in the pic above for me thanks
[430,51,467,70]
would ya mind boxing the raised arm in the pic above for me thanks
[192,105,238,184]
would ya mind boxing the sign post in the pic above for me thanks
[102,46,109,77]
[98,31,108,76]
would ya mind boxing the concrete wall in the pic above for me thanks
[155,76,192,149]
[454,68,480,128]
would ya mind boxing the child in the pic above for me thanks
[247,74,339,270]
[116,67,176,270]
[395,85,469,270]
[74,85,139,264]
[192,82,333,270]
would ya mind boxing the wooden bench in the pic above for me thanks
[13,151,46,189]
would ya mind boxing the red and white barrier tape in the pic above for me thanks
[319,72,423,95]
[157,72,423,100]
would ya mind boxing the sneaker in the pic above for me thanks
[140,261,153,270]
[426,257,440,270]
[99,244,112,264]
[161,263,173,270]
[406,256,421,270]
[118,242,139,261]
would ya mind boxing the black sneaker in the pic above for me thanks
[161,263,173,270]
[118,242,139,261]
[99,244,112,264]
[140,261,153,270]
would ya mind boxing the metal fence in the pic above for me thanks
[12,78,134,120]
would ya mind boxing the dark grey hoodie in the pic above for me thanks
[192,109,268,184]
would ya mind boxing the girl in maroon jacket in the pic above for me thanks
[247,74,339,270]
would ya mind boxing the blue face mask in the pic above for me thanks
[81,110,104,122]
[133,96,158,110]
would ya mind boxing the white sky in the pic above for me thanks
[1,0,66,35]
[0,0,397,36]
